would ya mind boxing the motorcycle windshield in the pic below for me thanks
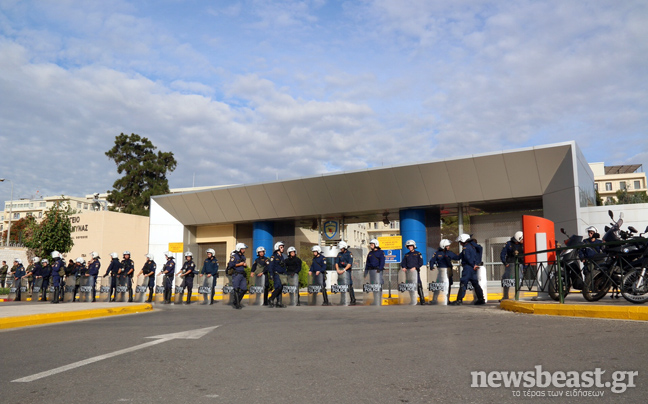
[603,218,623,242]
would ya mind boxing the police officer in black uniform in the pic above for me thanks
[200,249,219,304]
[121,251,135,302]
[87,252,101,302]
[401,239,426,305]
[12,258,26,301]
[103,252,121,302]
[228,243,248,309]
[309,245,329,305]
[40,258,51,302]
[138,254,157,302]
[251,246,271,305]
[180,252,196,304]
[429,239,460,304]
[72,257,87,302]
[335,241,356,305]
[500,231,523,301]
[285,246,303,306]
[268,241,287,308]
[162,252,176,304]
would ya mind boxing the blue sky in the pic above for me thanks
[1,0,647,204]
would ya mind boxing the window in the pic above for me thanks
[84,203,88,210]
[13,213,19,219]
[594,183,598,191]
[605,182,612,191]
[38,212,43,218]
[77,202,82,208]
[635,180,641,190]
[620,181,626,190]
[39,202,46,207]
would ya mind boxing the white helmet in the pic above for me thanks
[514,231,523,243]
[287,246,296,254]
[164,251,172,257]
[274,241,285,251]
[440,239,451,249]
[311,245,322,253]
[369,238,379,247]
[256,246,266,254]
[32,257,40,263]
[338,241,348,250]
[586,226,598,234]
[235,243,248,252]
[51,251,61,259]
[206,248,215,255]
[91,251,99,259]
[123,250,131,256]
[456,234,470,243]
[184,251,193,257]
[41,259,49,264]
[145,254,154,261]
[76,257,85,264]
[14,258,22,264]
[110,252,118,259]
[405,239,416,248]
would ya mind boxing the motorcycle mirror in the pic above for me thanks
[560,228,567,235]
[608,210,614,219]
[645,226,648,233]
[619,212,624,220]
[605,226,610,232]
[628,226,638,233]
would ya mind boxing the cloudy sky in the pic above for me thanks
[1,0,647,204]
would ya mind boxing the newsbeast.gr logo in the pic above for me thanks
[471,366,638,397]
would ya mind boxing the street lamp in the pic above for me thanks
[0,178,14,246]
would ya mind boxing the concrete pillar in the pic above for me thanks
[253,222,274,256]
[400,208,427,263]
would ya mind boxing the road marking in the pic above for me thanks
[12,326,220,383]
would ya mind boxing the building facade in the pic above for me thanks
[589,162,647,204]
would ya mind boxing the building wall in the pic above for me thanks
[580,203,648,238]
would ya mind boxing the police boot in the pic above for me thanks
[72,286,78,302]
[237,289,246,309]
[450,299,463,306]
[42,289,48,302]
[296,292,301,306]
[349,288,357,305]
[322,289,330,306]
[500,286,510,302]
[268,296,275,308]
[276,294,286,308]
[51,287,60,304]
[263,288,269,306]
[128,288,133,303]
[186,289,192,305]
[146,289,153,303]
[418,284,427,305]
[232,288,240,309]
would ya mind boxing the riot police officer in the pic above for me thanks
[137,254,157,303]
[227,243,247,309]
[251,246,270,305]
[40,258,51,302]
[500,231,523,301]
[285,246,303,306]
[25,257,37,294]
[50,251,63,304]
[103,252,121,302]
[121,251,135,302]
[87,252,101,302]
[400,240,426,305]
[73,257,87,302]
[268,241,287,308]
[451,234,486,306]
[0,260,7,288]
[579,226,603,260]
[309,245,329,305]
[200,249,219,305]
[180,252,196,304]
[335,241,356,305]
[161,252,176,304]
[365,238,385,286]
[28,257,42,300]
[12,258,26,301]
[429,239,460,304]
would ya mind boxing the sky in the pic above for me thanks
[1,0,647,204]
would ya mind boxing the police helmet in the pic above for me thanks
[274,241,285,251]
[110,252,118,259]
[51,251,61,259]
[287,246,296,254]
[456,234,470,243]
[235,243,248,252]
[206,248,215,256]
[145,253,154,261]
[76,257,85,264]
[32,257,40,263]
[586,226,598,234]
[91,251,99,259]
[14,258,22,264]
[338,241,348,250]
[514,231,523,243]
[405,240,416,248]
[311,245,322,253]
[439,239,451,249]
[369,238,379,247]
[41,259,48,264]
[256,246,266,254]
[123,250,130,256]
[184,251,193,257]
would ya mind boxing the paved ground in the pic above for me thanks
[1,301,647,403]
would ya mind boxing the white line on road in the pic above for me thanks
[12,325,220,383]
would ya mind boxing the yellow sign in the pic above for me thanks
[168,242,184,253]
[378,236,402,250]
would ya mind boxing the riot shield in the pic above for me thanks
[134,275,148,303]
[248,274,265,306]
[64,275,76,303]
[116,276,128,303]
[223,275,234,305]
[98,276,111,302]
[154,275,165,304]
[174,275,185,304]
[307,273,323,306]
[285,274,299,306]
[363,270,382,306]
[332,271,349,306]
[31,278,43,302]
[397,269,417,305]
[197,275,213,305]
[20,278,29,301]
[79,276,93,302]
[428,267,449,305]
[472,266,488,303]
[279,274,291,305]
[7,278,16,301]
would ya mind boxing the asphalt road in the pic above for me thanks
[1,302,647,403]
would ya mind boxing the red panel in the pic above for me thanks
[522,215,556,264]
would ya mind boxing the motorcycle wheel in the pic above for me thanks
[621,270,648,304]
[548,271,571,301]
[582,269,610,301]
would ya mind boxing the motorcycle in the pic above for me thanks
[548,229,585,301]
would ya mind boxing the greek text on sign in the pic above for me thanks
[249,286,264,294]
[168,243,184,253]
[198,286,211,294]
[378,236,402,250]
[331,284,348,293]
[283,286,297,294]
[398,283,417,292]
[308,285,322,293]
[223,286,233,294]
[428,282,447,291]
[363,283,382,293]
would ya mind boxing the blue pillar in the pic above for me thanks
[400,209,427,263]
[253,221,274,257]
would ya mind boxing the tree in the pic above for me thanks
[595,190,603,206]
[1,216,36,244]
[23,201,74,258]
[105,133,177,216]
[605,190,648,205]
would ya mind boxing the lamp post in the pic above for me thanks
[0,178,14,246]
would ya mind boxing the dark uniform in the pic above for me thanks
[87,258,100,302]
[200,256,219,304]
[500,238,524,300]
[73,262,87,302]
[251,255,270,305]
[285,255,302,306]
[103,257,121,302]
[309,253,329,305]
[365,248,386,276]
[50,257,63,304]
[40,261,51,301]
[335,249,356,304]
[162,256,176,304]
[429,248,460,304]
[141,259,157,302]
[453,240,485,305]
[227,251,247,309]
[180,258,196,304]
[121,257,135,302]
[13,262,26,301]
[30,261,43,299]
[0,262,8,288]
[400,249,425,305]
[268,250,287,308]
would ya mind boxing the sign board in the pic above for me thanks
[168,243,184,253]
[384,249,402,264]
[377,236,402,250]
[323,220,341,241]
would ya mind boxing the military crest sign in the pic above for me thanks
[323,220,340,241]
